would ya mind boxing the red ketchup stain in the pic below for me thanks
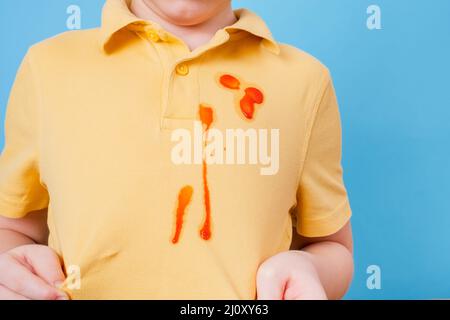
[219,74,264,120]
[240,87,264,120]
[199,104,214,240]
[200,159,211,240]
[172,75,262,243]
[199,104,214,131]
[171,185,194,244]
[245,87,264,104]
[239,95,256,120]
[219,74,241,90]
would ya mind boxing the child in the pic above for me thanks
[0,0,353,300]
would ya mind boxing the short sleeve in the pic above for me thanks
[0,52,49,218]
[292,73,352,237]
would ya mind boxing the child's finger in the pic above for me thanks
[284,281,327,300]
[20,245,66,287]
[255,264,287,300]
[0,284,30,300]
[0,255,64,300]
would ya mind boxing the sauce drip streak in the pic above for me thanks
[172,185,193,244]
[200,159,211,240]
[199,104,214,240]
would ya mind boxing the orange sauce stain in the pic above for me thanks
[198,104,214,240]
[199,160,212,240]
[171,185,194,244]
[239,87,264,120]
[220,74,240,90]
[171,76,262,243]
[239,95,255,120]
[199,104,214,130]
[219,74,265,120]
[245,87,264,104]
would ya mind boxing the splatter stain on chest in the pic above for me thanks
[172,186,194,244]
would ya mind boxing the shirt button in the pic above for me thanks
[146,28,160,42]
[158,31,169,42]
[176,63,189,76]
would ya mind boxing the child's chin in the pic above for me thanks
[154,0,222,26]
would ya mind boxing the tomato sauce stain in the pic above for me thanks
[219,74,241,90]
[199,104,214,131]
[171,74,263,243]
[245,87,264,104]
[239,95,256,120]
[219,74,264,120]
[199,104,214,240]
[172,185,194,244]
[200,160,212,240]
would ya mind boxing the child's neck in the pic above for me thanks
[130,0,237,51]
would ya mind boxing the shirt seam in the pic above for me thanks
[295,71,332,192]
[135,31,168,130]
[299,199,350,223]
[25,50,46,192]
[0,189,28,206]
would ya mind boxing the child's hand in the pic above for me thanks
[0,244,69,300]
[256,250,327,300]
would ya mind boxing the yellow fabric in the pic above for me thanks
[0,0,351,299]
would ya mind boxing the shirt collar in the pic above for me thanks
[100,0,145,50]
[225,8,280,55]
[100,0,280,55]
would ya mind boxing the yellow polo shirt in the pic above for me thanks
[0,0,351,299]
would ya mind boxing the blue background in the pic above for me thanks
[1,0,449,299]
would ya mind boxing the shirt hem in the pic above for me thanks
[0,191,29,219]
[296,200,352,238]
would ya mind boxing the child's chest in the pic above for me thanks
[40,60,311,273]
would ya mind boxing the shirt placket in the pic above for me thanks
[140,24,231,130]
